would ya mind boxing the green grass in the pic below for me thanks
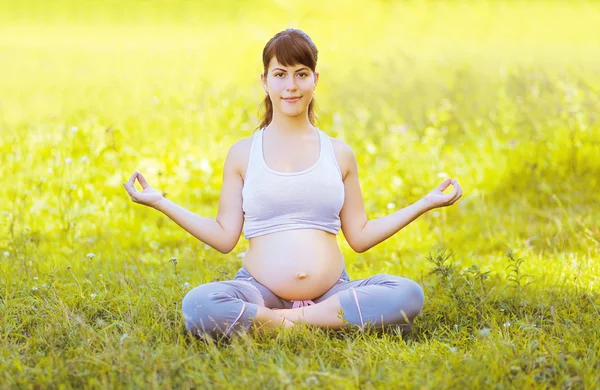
[1,0,599,388]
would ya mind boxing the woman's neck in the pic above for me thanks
[268,112,314,136]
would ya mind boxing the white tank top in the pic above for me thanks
[242,127,345,239]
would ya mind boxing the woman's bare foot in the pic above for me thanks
[253,306,295,332]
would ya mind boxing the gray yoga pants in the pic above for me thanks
[182,264,425,339]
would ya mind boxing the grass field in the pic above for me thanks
[1,0,600,388]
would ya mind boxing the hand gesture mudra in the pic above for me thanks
[423,178,463,210]
[122,171,165,208]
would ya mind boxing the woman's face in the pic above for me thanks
[261,56,319,118]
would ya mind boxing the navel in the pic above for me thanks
[296,272,308,280]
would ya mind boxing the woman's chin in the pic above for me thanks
[282,107,308,117]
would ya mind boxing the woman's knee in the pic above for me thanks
[181,284,232,337]
[386,276,425,321]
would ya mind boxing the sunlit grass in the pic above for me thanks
[1,0,599,388]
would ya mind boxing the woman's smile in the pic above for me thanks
[282,96,301,103]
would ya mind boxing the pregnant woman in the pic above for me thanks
[123,29,462,340]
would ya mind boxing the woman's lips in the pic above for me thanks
[283,97,301,103]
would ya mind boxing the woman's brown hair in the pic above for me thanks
[255,29,319,132]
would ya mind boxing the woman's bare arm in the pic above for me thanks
[123,142,245,254]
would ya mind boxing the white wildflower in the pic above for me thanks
[182,282,191,289]
[86,253,96,259]
[478,328,491,337]
[386,202,396,209]
[305,376,319,386]
[3,251,8,257]
[503,321,511,327]
[158,249,164,254]
[65,158,72,165]
[437,172,448,178]
[71,126,78,133]
[119,333,128,346]
[32,286,38,291]
[33,276,38,281]
[81,156,88,163]
[91,293,97,299]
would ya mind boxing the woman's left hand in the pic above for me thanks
[422,178,463,211]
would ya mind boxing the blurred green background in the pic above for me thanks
[2,0,598,274]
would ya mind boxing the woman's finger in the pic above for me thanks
[122,182,132,195]
[123,182,138,199]
[437,178,452,192]
[136,172,150,189]
[127,172,137,188]
[450,180,462,203]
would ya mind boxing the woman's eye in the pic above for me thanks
[298,73,308,77]
[275,73,285,77]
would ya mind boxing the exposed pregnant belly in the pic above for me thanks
[243,229,344,300]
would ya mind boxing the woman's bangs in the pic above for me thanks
[269,36,315,70]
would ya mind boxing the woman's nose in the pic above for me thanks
[285,77,298,90]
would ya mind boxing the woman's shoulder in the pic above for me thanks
[228,134,256,179]
[328,136,353,155]
[327,135,355,180]
[230,134,254,156]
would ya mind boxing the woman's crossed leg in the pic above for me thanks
[182,272,425,339]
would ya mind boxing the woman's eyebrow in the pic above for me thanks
[272,67,310,72]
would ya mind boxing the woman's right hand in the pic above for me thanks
[122,171,165,208]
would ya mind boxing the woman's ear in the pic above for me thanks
[314,71,319,88]
[260,73,268,92]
